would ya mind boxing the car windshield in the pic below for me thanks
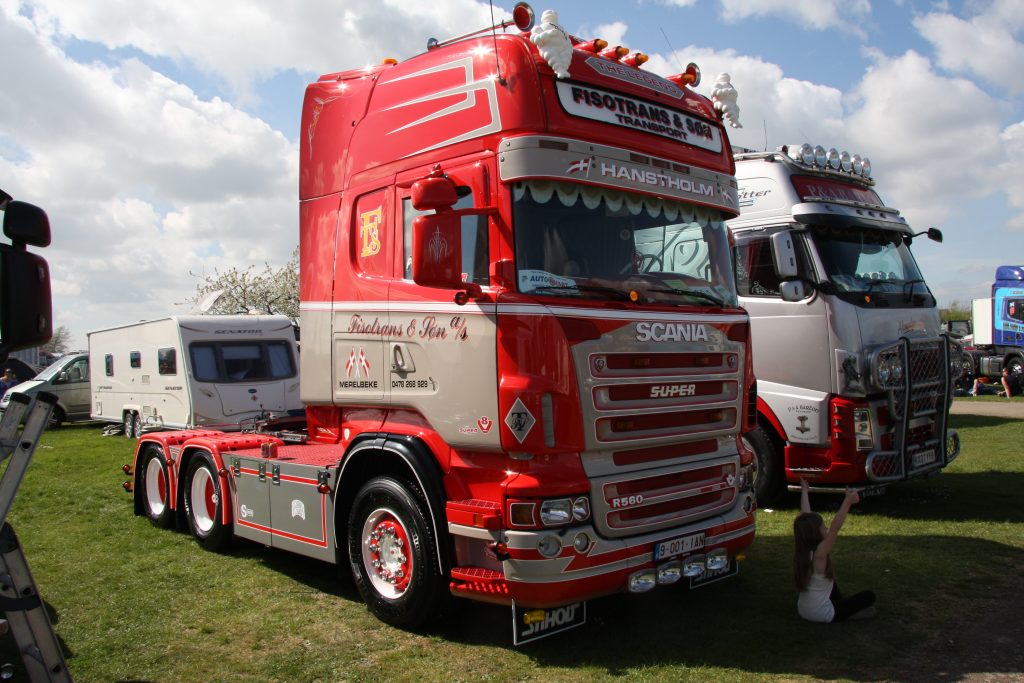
[512,180,737,308]
[34,357,76,381]
[810,225,930,297]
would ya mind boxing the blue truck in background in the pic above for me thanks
[957,266,1024,382]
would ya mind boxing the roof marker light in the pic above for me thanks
[577,38,608,53]
[622,52,649,68]
[512,2,535,32]
[852,154,863,175]
[814,145,827,167]
[861,157,872,177]
[827,148,841,170]
[600,45,630,60]
[785,144,802,163]
[667,62,701,88]
[840,151,853,172]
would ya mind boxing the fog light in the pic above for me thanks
[683,555,706,577]
[573,532,591,553]
[628,569,657,593]
[657,561,683,585]
[707,549,728,571]
[537,535,562,558]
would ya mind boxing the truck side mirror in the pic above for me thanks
[771,232,799,279]
[779,280,806,302]
[0,196,53,360]
[411,173,458,211]
[412,213,466,290]
[926,228,942,243]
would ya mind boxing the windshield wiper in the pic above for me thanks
[529,284,632,301]
[645,287,726,308]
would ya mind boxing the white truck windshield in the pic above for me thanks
[512,180,737,308]
[810,225,929,298]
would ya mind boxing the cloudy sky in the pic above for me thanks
[2,0,1022,348]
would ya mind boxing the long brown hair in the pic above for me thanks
[793,512,833,590]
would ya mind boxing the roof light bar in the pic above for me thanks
[781,143,874,179]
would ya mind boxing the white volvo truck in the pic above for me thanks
[729,144,961,503]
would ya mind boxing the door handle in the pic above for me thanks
[391,343,416,373]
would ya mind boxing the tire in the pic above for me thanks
[1007,355,1023,379]
[348,477,447,628]
[47,406,65,429]
[742,425,783,506]
[138,445,174,529]
[124,412,135,439]
[183,452,231,551]
[133,412,144,439]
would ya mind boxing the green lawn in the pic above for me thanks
[1,415,1022,682]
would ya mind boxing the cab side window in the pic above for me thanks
[66,358,89,383]
[734,233,810,298]
[402,188,489,286]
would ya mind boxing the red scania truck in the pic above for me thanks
[126,4,756,642]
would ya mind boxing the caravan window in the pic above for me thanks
[130,351,141,369]
[105,354,113,376]
[158,348,177,375]
[188,341,296,383]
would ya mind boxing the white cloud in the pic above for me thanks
[717,0,871,34]
[17,0,503,99]
[645,48,845,151]
[999,121,1024,231]
[914,0,1024,94]
[1,8,297,346]
[593,21,629,48]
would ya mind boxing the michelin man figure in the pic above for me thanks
[711,73,742,129]
[530,9,573,79]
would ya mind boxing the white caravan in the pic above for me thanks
[89,315,301,437]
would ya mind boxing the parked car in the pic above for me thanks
[0,352,90,426]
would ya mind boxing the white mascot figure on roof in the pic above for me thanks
[711,73,743,129]
[531,9,573,79]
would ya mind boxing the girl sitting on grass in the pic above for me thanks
[793,478,876,622]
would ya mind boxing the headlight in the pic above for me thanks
[539,499,572,526]
[571,497,591,522]
[875,350,906,388]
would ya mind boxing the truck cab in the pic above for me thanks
[729,144,961,502]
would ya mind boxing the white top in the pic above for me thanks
[797,571,835,623]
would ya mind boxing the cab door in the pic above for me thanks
[388,160,500,449]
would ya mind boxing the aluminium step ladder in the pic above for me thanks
[0,391,72,682]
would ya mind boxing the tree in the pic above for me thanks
[187,247,299,322]
[40,325,71,354]
[940,301,971,323]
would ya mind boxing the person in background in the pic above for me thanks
[793,478,876,623]
[0,369,18,396]
[998,366,1022,398]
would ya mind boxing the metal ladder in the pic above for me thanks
[0,391,72,681]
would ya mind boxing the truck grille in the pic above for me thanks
[572,333,746,538]
[869,336,956,482]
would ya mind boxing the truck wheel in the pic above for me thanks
[742,425,783,506]
[133,413,144,439]
[1008,356,1023,379]
[138,445,174,529]
[183,452,231,551]
[123,412,135,439]
[348,477,447,628]
[47,406,65,429]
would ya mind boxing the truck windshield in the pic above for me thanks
[512,180,737,308]
[810,225,931,299]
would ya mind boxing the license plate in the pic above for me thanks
[690,559,738,588]
[912,449,937,468]
[512,601,586,645]
[654,532,705,560]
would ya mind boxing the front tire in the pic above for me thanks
[47,406,65,429]
[743,425,783,506]
[138,445,174,529]
[348,477,447,628]
[183,452,231,551]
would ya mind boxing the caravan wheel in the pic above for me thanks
[123,413,134,438]
[138,445,174,529]
[133,413,144,439]
[183,452,231,551]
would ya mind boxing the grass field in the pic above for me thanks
[1,414,1022,682]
